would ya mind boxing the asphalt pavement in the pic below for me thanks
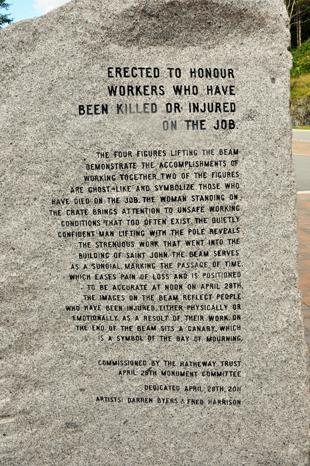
[292,130,310,192]
[293,129,310,141]
[290,132,310,357]
[293,155,310,192]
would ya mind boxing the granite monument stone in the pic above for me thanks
[0,0,309,464]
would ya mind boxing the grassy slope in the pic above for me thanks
[291,74,310,100]
[291,40,310,101]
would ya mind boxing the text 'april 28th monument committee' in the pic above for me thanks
[0,0,309,464]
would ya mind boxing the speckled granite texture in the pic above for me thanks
[0,1,309,465]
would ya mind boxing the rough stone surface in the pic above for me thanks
[291,97,310,126]
[0,1,309,465]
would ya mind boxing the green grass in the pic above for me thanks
[292,126,310,129]
[290,40,310,100]
[291,73,310,100]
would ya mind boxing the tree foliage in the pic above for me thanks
[291,39,310,75]
[286,0,310,47]
[285,0,310,29]
[0,0,13,29]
